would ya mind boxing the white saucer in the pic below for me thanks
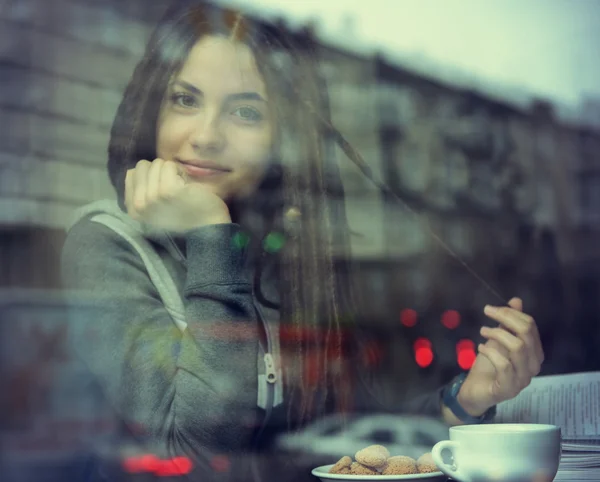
[311,464,447,481]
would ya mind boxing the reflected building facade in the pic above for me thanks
[0,0,598,399]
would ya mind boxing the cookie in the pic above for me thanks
[417,452,438,473]
[381,455,418,475]
[355,444,390,469]
[350,461,379,475]
[329,456,353,474]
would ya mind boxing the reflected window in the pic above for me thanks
[363,429,394,444]
[412,430,437,447]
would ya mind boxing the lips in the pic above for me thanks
[177,159,231,178]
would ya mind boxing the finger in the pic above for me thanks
[132,160,151,212]
[477,343,519,399]
[488,306,544,375]
[146,158,164,203]
[484,305,533,335]
[125,169,135,216]
[174,162,190,185]
[160,160,185,198]
[483,338,509,358]
[506,309,544,369]
[484,305,543,374]
[506,300,535,328]
[480,326,531,382]
[508,297,523,312]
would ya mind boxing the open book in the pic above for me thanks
[495,371,600,441]
[494,372,600,482]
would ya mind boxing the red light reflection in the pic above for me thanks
[456,339,476,370]
[413,338,433,367]
[122,455,192,476]
[400,309,418,327]
[441,310,461,330]
[211,455,231,473]
[415,347,434,367]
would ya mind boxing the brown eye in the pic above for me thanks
[171,92,198,108]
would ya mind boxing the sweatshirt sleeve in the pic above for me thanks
[60,218,260,472]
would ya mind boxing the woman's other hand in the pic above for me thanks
[457,297,544,416]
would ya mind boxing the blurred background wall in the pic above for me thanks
[1,0,599,402]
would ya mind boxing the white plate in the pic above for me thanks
[311,464,447,481]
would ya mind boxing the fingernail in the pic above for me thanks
[484,305,497,315]
[480,326,489,335]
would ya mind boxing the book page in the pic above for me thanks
[494,372,600,440]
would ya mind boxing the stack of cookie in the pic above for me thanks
[329,445,438,476]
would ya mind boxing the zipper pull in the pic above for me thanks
[264,353,277,384]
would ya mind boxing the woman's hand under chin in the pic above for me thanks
[125,158,232,233]
[457,297,545,416]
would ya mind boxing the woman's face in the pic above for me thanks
[156,35,273,201]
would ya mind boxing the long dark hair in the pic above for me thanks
[107,0,359,426]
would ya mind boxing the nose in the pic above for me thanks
[189,109,225,153]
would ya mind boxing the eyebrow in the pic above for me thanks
[172,80,267,103]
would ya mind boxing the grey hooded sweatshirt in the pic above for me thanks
[60,200,446,480]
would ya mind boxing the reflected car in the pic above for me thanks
[275,413,449,460]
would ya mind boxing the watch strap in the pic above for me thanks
[442,372,496,424]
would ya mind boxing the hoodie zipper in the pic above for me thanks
[263,352,277,384]
[252,293,276,452]
[252,248,277,409]
[254,300,276,402]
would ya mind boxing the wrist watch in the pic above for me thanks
[442,372,496,424]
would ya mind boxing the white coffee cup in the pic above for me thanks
[431,423,561,482]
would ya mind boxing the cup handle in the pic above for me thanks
[431,440,471,482]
